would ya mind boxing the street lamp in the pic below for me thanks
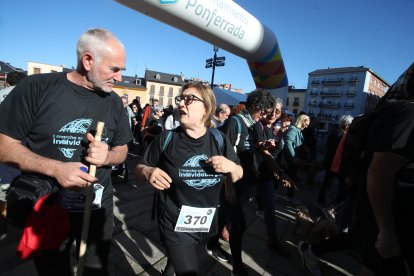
[205,45,225,88]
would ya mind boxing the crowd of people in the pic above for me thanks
[0,27,412,276]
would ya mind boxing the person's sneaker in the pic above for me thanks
[231,264,249,276]
[206,244,231,262]
[267,239,290,257]
[322,207,336,223]
[297,241,321,276]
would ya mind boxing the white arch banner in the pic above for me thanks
[115,0,288,99]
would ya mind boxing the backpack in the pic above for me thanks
[231,115,242,152]
[150,128,225,220]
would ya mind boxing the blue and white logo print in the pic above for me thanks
[179,154,220,190]
[159,0,177,5]
[53,119,92,158]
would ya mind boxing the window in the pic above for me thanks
[34,67,41,74]
[149,84,155,100]
[286,97,289,106]
[310,88,318,96]
[293,97,299,106]
[173,76,178,82]
[308,109,314,116]
[159,86,165,96]
[168,87,174,97]
[158,86,165,106]
[156,74,161,80]
[168,87,174,106]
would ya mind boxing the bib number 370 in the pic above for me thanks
[174,205,216,233]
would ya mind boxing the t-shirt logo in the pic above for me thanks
[179,154,221,190]
[53,118,92,158]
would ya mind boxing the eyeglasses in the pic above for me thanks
[261,109,274,115]
[175,94,205,105]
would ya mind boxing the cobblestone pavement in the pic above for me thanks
[0,152,363,275]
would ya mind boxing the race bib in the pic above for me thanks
[60,183,104,211]
[174,205,216,233]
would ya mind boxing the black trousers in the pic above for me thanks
[163,240,208,276]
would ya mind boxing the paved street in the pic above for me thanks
[0,153,363,275]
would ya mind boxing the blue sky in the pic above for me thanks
[1,0,413,93]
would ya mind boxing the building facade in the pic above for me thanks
[306,66,390,130]
[144,70,186,107]
[112,75,147,105]
[285,86,306,115]
[27,61,68,75]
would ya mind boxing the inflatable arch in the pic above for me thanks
[115,0,288,99]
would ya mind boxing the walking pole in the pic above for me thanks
[77,121,105,276]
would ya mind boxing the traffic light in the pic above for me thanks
[205,58,213,68]
[215,56,225,67]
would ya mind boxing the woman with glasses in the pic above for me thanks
[136,82,243,275]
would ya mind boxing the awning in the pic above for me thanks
[213,87,247,107]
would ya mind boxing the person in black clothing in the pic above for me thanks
[136,82,243,276]
[252,98,291,256]
[209,89,276,276]
[0,28,132,276]
[141,106,165,153]
[318,115,354,208]
[360,63,414,276]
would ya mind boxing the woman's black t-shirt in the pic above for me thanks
[141,126,240,247]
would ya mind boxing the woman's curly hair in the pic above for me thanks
[245,89,276,112]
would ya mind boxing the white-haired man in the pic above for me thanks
[0,28,132,275]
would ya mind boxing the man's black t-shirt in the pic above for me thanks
[141,127,240,247]
[0,72,133,209]
[252,121,277,181]
[367,102,414,159]
[367,101,414,213]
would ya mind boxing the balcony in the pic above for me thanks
[308,102,318,107]
[316,113,339,120]
[321,78,344,86]
[320,91,342,97]
[311,80,320,85]
[344,103,354,109]
[309,91,318,96]
[346,91,356,96]
[319,102,341,109]
[348,78,358,84]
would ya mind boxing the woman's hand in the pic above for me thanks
[206,156,236,174]
[206,156,243,183]
[142,166,172,190]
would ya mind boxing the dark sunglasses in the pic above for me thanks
[175,94,205,105]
